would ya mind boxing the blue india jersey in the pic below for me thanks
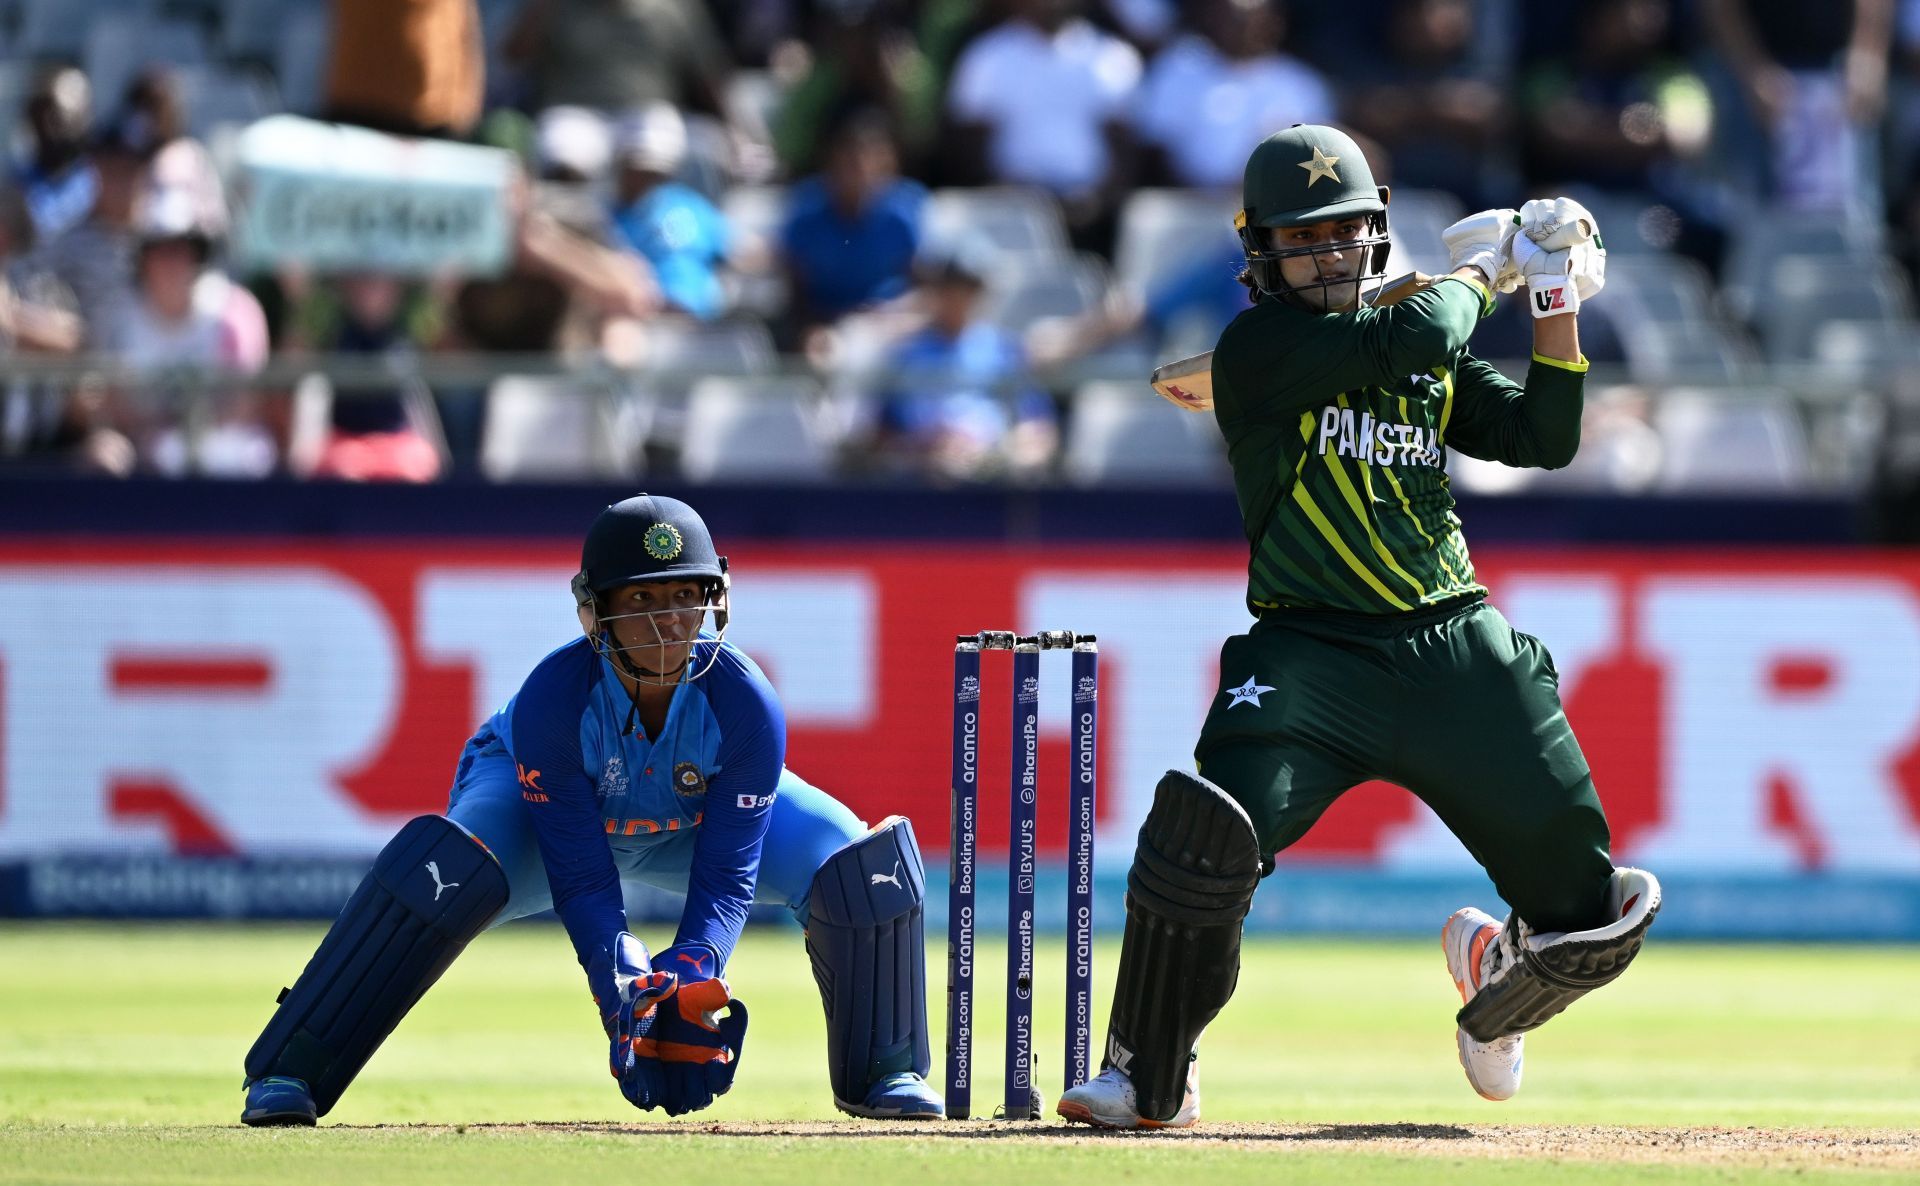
[463,634,783,971]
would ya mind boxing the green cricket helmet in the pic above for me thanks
[1237,124,1392,308]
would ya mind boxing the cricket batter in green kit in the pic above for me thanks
[1058,125,1663,1130]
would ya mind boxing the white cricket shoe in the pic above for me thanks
[1056,1063,1200,1129]
[1443,907,1524,1102]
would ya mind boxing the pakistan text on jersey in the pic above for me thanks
[1314,404,1443,467]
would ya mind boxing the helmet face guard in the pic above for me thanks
[573,565,731,687]
[572,493,731,687]
[1237,199,1393,311]
[1237,125,1391,311]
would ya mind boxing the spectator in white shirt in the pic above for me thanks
[109,188,274,477]
[1132,0,1335,189]
[946,0,1142,249]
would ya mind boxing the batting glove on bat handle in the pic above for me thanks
[1510,234,1582,318]
[1440,208,1518,290]
[1516,197,1599,252]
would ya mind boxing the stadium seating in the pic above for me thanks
[1061,380,1224,486]
[1605,255,1722,326]
[1652,387,1811,492]
[20,0,147,61]
[718,185,788,318]
[1379,188,1464,269]
[1722,207,1885,324]
[720,185,785,249]
[83,18,206,111]
[173,65,278,138]
[290,371,454,478]
[220,0,299,65]
[1812,319,1920,383]
[271,1,330,115]
[479,374,632,481]
[0,60,33,134]
[923,187,1070,272]
[1622,318,1760,384]
[983,253,1110,332]
[678,376,837,482]
[1112,189,1240,295]
[1760,258,1916,363]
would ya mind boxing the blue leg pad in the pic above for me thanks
[243,815,507,1118]
[805,815,935,1113]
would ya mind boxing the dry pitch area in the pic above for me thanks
[4,925,1917,1185]
[423,1119,1920,1171]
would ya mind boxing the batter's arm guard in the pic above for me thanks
[1104,771,1263,1122]
[803,815,932,1110]
[1458,866,1661,1043]
[243,815,508,1117]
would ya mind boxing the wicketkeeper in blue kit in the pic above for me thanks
[241,494,940,1123]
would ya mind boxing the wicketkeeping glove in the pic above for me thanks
[653,941,722,985]
[613,973,750,1116]
[587,931,663,1038]
[1440,208,1518,290]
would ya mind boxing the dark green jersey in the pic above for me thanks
[1211,276,1589,615]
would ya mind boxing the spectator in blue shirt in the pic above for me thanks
[779,109,925,346]
[870,240,1058,481]
[609,103,731,321]
[15,67,99,244]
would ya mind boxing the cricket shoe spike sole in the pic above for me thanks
[835,1071,944,1119]
[1056,1065,1199,1130]
[1443,907,1524,1102]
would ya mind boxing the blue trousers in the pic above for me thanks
[447,753,866,931]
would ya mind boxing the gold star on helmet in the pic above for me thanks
[1298,145,1341,187]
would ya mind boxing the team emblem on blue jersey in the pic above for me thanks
[644,522,685,561]
[673,761,708,797]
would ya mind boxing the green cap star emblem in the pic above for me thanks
[1298,145,1341,187]
[644,522,684,561]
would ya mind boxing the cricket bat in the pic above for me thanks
[1148,271,1442,413]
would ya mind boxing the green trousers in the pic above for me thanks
[1194,597,1614,933]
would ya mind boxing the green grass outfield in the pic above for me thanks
[3,923,1917,1185]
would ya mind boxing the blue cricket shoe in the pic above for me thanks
[837,1071,943,1120]
[242,1076,317,1126]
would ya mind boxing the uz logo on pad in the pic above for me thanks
[425,861,460,901]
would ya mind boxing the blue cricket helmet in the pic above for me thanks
[573,493,727,604]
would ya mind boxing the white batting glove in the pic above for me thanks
[1440,208,1517,290]
[1566,237,1605,302]
[1503,197,1606,307]
[1510,234,1583,317]
[1515,197,1598,254]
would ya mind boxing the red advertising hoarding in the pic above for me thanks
[3,539,1919,879]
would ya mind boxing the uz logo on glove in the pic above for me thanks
[1533,288,1568,314]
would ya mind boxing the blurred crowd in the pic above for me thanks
[0,0,1916,493]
